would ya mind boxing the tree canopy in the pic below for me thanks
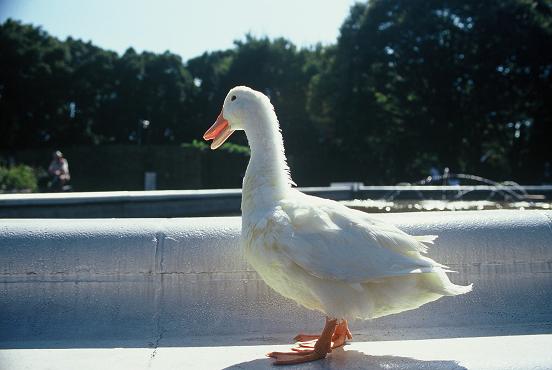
[1,0,551,185]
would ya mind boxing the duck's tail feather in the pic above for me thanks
[412,235,438,254]
[414,235,438,244]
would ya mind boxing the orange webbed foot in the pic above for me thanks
[292,319,352,350]
[267,318,341,365]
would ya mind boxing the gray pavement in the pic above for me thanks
[1,334,551,370]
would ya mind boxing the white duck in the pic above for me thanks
[203,86,472,365]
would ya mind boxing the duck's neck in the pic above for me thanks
[241,107,292,214]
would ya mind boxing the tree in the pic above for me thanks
[308,0,552,183]
[0,20,72,149]
[0,21,198,148]
[187,35,326,184]
[2,4,551,185]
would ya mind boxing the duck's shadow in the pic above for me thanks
[223,347,466,370]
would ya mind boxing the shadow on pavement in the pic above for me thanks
[223,348,467,370]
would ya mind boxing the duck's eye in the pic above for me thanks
[231,95,237,101]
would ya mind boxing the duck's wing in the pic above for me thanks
[338,200,438,255]
[274,192,447,283]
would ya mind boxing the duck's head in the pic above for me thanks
[203,86,272,149]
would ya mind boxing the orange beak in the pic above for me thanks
[203,111,235,150]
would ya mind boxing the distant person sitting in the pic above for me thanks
[48,150,71,191]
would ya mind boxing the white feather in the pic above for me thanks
[218,86,472,320]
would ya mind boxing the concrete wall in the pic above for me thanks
[2,185,551,218]
[1,210,551,349]
[0,187,356,218]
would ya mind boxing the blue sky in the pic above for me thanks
[0,0,356,60]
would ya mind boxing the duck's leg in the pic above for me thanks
[267,318,337,365]
[294,319,352,350]
[293,317,334,342]
[332,319,353,348]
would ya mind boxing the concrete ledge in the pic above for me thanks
[0,187,351,217]
[1,185,551,217]
[1,210,552,350]
[1,335,551,370]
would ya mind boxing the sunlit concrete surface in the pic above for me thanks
[1,210,551,369]
[1,335,551,370]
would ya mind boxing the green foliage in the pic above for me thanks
[0,165,38,192]
[307,0,552,183]
[181,139,250,156]
[1,1,551,186]
[219,142,251,156]
[181,139,210,151]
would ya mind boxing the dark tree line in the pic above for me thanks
[1,0,551,185]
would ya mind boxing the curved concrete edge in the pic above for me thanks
[0,217,242,276]
[1,210,551,275]
[0,189,243,206]
[1,185,551,205]
[1,210,552,348]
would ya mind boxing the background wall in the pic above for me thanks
[1,211,551,348]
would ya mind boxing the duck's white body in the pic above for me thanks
[242,188,473,319]
[207,85,472,322]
